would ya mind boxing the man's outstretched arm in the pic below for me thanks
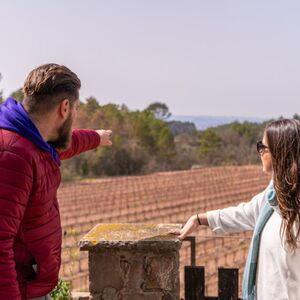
[58,129,112,160]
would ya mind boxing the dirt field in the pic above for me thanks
[58,165,270,297]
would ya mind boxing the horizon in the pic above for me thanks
[170,114,268,121]
[169,114,268,130]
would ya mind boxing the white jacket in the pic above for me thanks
[207,184,300,300]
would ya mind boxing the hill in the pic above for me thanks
[170,115,267,130]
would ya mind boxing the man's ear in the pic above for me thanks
[58,99,70,120]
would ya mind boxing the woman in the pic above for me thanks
[171,118,300,300]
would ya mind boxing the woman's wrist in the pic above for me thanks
[194,213,208,226]
[196,213,202,226]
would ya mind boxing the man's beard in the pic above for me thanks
[48,114,73,149]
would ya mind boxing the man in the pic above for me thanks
[0,64,112,300]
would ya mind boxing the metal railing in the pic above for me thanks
[182,237,242,300]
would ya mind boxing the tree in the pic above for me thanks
[132,110,157,151]
[197,121,264,166]
[293,113,300,121]
[80,160,89,177]
[198,128,222,164]
[85,96,100,115]
[146,102,171,120]
[156,126,176,168]
[10,88,24,101]
[91,148,145,176]
[157,127,175,152]
[229,121,262,144]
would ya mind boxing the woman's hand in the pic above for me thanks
[169,215,199,240]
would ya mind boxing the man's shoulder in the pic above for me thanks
[0,129,38,159]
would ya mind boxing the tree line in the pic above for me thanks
[1,79,299,181]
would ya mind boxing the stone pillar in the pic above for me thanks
[79,223,182,300]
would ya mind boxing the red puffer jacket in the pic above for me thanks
[0,129,100,300]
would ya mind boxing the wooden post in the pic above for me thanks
[218,268,239,300]
[184,266,205,300]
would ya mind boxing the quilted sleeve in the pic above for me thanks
[58,129,100,160]
[0,150,33,300]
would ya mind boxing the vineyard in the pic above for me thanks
[59,165,270,296]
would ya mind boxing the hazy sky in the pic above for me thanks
[1,0,300,118]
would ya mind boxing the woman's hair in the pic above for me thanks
[265,118,300,250]
[22,63,81,115]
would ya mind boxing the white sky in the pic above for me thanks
[1,0,300,118]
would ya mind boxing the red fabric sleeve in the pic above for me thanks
[58,129,101,160]
[0,151,33,300]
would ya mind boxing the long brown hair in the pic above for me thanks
[265,118,300,250]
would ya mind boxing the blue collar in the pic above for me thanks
[0,98,59,163]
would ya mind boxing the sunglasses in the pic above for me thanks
[256,140,269,154]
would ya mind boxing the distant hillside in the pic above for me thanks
[167,120,197,136]
[170,115,267,130]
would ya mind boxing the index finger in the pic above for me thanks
[168,229,181,235]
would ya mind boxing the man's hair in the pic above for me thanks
[22,63,81,114]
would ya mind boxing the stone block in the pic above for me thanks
[121,292,164,300]
[80,223,182,300]
[143,253,178,291]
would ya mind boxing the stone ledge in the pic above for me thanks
[79,223,182,251]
